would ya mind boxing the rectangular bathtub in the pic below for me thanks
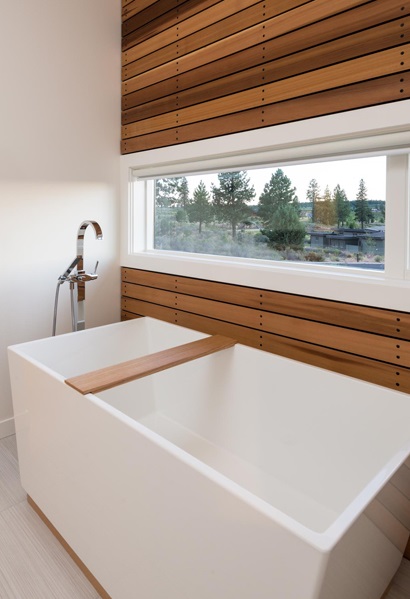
[8,317,410,598]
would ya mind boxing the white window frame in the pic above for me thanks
[121,101,410,311]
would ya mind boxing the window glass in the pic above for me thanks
[152,156,386,270]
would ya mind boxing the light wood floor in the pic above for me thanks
[0,434,100,598]
[0,433,409,599]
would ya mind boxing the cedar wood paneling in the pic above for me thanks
[121,268,410,395]
[121,0,410,153]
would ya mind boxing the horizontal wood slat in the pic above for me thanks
[123,0,224,42]
[121,0,409,154]
[122,0,311,65]
[122,19,409,124]
[122,0,364,69]
[65,335,236,394]
[122,0,265,54]
[122,0,377,88]
[122,72,409,153]
[122,0,408,110]
[122,45,409,139]
[122,283,410,367]
[121,268,410,394]
[122,268,410,338]
[122,0,159,22]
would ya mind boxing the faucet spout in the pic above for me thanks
[77,220,103,265]
[76,220,103,329]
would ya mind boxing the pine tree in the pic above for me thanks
[187,180,212,233]
[176,177,190,210]
[155,178,174,208]
[155,177,189,208]
[315,185,336,226]
[306,179,321,224]
[354,179,373,228]
[333,184,350,227]
[258,169,299,225]
[211,171,255,239]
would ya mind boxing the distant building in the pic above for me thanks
[310,227,385,254]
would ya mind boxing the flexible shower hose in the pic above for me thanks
[52,280,64,336]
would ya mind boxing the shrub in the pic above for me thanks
[304,251,325,262]
[254,232,270,244]
[261,205,306,250]
[280,248,302,261]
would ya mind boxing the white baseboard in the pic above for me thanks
[0,416,15,439]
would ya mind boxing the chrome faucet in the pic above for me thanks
[52,221,103,335]
[74,221,103,330]
[77,220,103,262]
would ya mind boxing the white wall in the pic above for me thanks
[0,1,121,437]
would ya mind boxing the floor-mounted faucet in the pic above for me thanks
[74,220,103,330]
[52,221,103,335]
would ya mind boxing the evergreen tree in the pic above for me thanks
[333,184,350,227]
[211,171,255,239]
[315,185,336,226]
[261,204,306,250]
[354,178,373,228]
[155,177,189,208]
[258,169,299,225]
[176,177,190,210]
[187,180,212,233]
[379,201,385,222]
[155,178,174,208]
[306,178,321,224]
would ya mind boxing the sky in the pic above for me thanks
[185,156,386,203]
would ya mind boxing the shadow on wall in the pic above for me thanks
[0,181,120,436]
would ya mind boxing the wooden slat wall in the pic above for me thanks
[121,0,410,154]
[121,267,410,394]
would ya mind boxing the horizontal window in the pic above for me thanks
[121,104,410,310]
[151,156,386,271]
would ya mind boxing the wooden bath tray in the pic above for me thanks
[65,335,236,394]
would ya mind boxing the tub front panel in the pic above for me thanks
[8,318,410,599]
[9,351,327,599]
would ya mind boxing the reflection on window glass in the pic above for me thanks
[153,156,386,270]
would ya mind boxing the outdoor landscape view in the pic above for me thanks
[154,158,386,269]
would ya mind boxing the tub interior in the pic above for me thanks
[17,317,208,378]
[97,342,410,534]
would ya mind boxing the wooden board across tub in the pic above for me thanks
[65,334,236,394]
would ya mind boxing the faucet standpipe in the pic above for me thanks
[52,221,103,336]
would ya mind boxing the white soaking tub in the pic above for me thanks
[8,317,410,599]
